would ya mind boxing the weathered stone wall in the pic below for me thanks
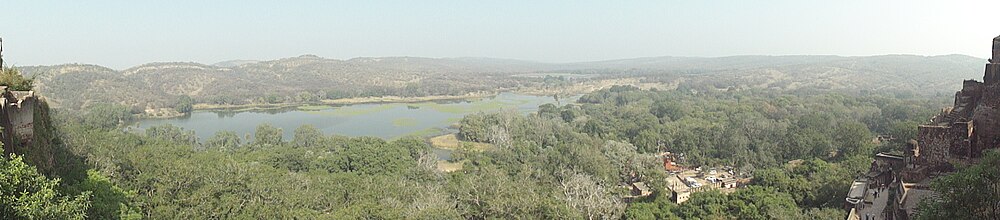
[987,64,1000,84]
[951,80,983,120]
[972,55,1000,157]
[949,121,972,158]
[0,96,11,154]
[0,88,35,155]
[972,107,1000,157]
[917,125,951,167]
[992,36,1000,63]
[919,35,1000,162]
[9,95,34,144]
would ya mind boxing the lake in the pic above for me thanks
[134,93,577,142]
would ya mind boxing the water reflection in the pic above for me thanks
[136,93,580,142]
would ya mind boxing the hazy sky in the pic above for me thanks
[1,0,997,69]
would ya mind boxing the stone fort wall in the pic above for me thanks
[0,87,34,155]
[914,35,1000,169]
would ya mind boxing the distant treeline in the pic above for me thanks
[21,54,983,115]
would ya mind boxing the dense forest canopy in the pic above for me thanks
[5,79,980,219]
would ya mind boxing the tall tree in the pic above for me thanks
[253,124,283,147]
[292,125,323,148]
[204,131,242,151]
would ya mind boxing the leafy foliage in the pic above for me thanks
[749,158,866,207]
[82,103,133,130]
[0,66,34,91]
[174,95,194,113]
[204,131,242,151]
[63,170,141,220]
[625,186,844,220]
[917,149,1000,219]
[252,123,283,147]
[145,124,197,145]
[0,151,90,219]
[543,85,933,166]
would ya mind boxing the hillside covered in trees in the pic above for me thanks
[18,54,983,116]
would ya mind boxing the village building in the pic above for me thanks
[664,167,748,204]
[622,181,654,203]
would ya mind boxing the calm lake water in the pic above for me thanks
[134,93,577,142]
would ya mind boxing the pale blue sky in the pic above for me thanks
[1,0,997,69]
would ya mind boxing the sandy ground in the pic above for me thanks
[429,133,493,151]
[436,160,464,172]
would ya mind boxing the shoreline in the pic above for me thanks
[189,92,500,113]
[141,79,649,119]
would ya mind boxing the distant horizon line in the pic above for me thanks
[8,53,986,71]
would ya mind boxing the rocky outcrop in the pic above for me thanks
[850,35,1000,220]
[916,35,1000,168]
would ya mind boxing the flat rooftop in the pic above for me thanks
[846,180,868,204]
[900,183,937,217]
[665,168,743,193]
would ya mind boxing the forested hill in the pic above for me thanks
[19,54,983,112]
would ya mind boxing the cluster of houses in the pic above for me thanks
[624,151,750,204]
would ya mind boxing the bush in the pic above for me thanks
[0,66,34,91]
[0,149,91,219]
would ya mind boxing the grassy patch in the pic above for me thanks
[395,127,445,140]
[392,118,418,127]
[193,103,299,111]
[444,117,462,124]
[413,101,510,114]
[297,105,333,111]
[305,104,398,117]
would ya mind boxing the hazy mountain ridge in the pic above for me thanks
[639,54,984,95]
[18,54,985,111]
[212,59,261,68]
